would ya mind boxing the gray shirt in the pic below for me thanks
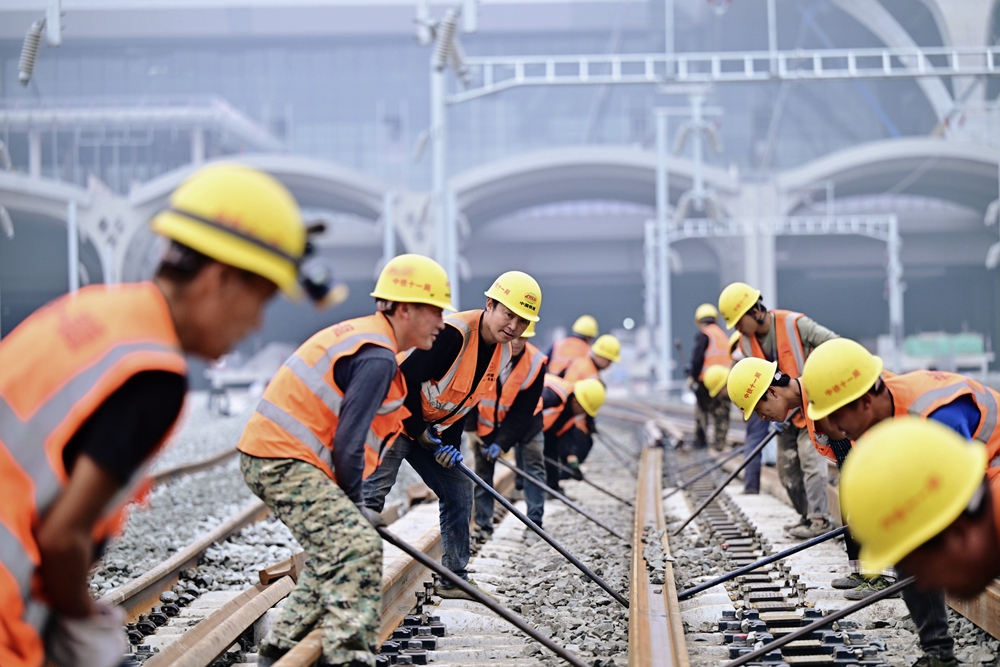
[756,313,839,362]
[331,344,398,505]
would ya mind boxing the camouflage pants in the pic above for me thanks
[694,388,731,451]
[240,453,382,666]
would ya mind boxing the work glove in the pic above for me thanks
[416,428,443,450]
[46,602,127,667]
[358,505,388,528]
[566,456,584,481]
[483,443,502,463]
[434,444,463,468]
[467,432,484,451]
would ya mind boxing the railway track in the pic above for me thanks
[99,395,1000,667]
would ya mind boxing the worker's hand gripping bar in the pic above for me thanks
[457,462,629,608]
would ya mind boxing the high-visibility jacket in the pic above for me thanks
[419,310,511,434]
[537,375,587,437]
[548,336,590,376]
[563,355,599,383]
[238,313,408,482]
[477,342,547,437]
[0,283,187,667]
[699,323,732,380]
[886,370,1000,479]
[739,310,807,378]
[791,378,845,463]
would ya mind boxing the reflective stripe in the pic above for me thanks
[0,520,35,602]
[783,313,806,374]
[312,333,395,375]
[285,354,343,415]
[422,318,473,411]
[908,380,1000,447]
[740,335,752,358]
[520,351,546,391]
[255,398,334,471]
[24,600,50,634]
[991,455,1000,468]
[0,341,179,515]
[378,397,405,415]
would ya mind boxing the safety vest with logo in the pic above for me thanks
[537,375,588,437]
[885,370,1000,479]
[739,310,807,378]
[699,323,732,380]
[238,313,408,482]
[563,355,599,383]
[0,283,188,667]
[418,310,511,434]
[548,336,591,376]
[790,379,844,463]
[477,343,547,437]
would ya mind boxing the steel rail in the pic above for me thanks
[99,498,270,622]
[628,445,690,667]
[150,447,239,487]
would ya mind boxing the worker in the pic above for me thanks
[468,320,548,535]
[688,304,732,451]
[562,334,621,383]
[0,164,315,667]
[547,315,598,375]
[363,271,541,600]
[840,417,1000,601]
[237,254,453,666]
[539,376,607,491]
[718,281,837,539]
[727,356,858,587]
[801,338,1000,667]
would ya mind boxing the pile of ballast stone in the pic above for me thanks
[468,422,639,667]
[89,462,254,596]
[150,390,256,472]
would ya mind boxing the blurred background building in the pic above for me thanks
[2,0,1000,388]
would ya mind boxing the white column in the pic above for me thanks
[431,62,449,273]
[655,109,672,384]
[381,191,396,268]
[886,215,904,372]
[67,200,79,293]
[28,130,41,179]
[191,127,205,165]
[767,0,778,76]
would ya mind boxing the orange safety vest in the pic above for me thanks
[477,343,547,437]
[699,323,732,380]
[790,378,845,463]
[885,370,1000,478]
[537,375,588,437]
[548,336,591,376]
[0,283,187,667]
[739,310,807,378]
[418,310,511,434]
[238,313,408,482]
[563,355,599,383]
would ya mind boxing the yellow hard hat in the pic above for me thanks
[371,254,454,311]
[484,271,542,322]
[840,417,987,573]
[718,282,761,329]
[572,315,599,338]
[729,331,742,352]
[592,334,621,363]
[151,163,306,297]
[801,339,882,421]
[727,358,777,420]
[573,378,606,417]
[521,321,537,338]
[703,365,730,398]
[695,303,719,323]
